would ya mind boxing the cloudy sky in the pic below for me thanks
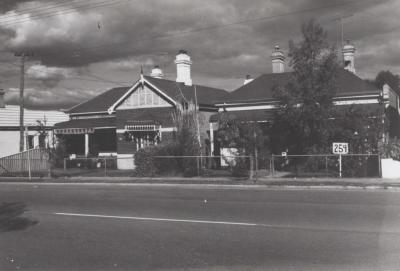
[0,0,399,110]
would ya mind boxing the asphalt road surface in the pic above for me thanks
[1,183,400,271]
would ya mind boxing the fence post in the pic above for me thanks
[104,158,107,177]
[249,156,254,180]
[325,156,328,177]
[27,149,32,180]
[271,155,275,177]
[378,154,382,178]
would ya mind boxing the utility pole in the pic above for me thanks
[15,50,32,152]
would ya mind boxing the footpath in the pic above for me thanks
[1,176,400,190]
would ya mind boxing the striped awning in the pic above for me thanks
[54,128,95,134]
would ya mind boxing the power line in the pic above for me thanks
[0,0,377,57]
[30,0,377,59]
[0,0,128,26]
[0,0,80,20]
[2,61,131,86]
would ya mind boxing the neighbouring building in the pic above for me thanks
[55,50,228,169]
[210,42,400,145]
[0,89,68,157]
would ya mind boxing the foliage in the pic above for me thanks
[330,105,384,154]
[216,112,269,176]
[380,137,400,161]
[271,19,340,155]
[49,136,68,168]
[134,102,204,177]
[374,70,400,90]
[172,102,202,176]
[134,143,179,177]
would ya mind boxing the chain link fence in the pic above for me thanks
[0,152,382,179]
[270,154,381,178]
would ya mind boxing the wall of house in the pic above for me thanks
[0,131,19,157]
[116,107,176,155]
[0,129,57,158]
[116,107,176,129]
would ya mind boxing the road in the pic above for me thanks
[1,183,400,270]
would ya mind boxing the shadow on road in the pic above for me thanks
[0,202,38,232]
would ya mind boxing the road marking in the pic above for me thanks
[52,212,400,235]
[54,212,266,227]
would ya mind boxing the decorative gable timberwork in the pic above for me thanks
[116,85,172,110]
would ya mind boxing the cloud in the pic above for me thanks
[0,0,399,109]
[26,64,71,87]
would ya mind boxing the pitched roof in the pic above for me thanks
[67,77,228,115]
[68,87,129,114]
[218,69,381,104]
[144,76,228,106]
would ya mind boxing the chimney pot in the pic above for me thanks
[150,65,164,78]
[244,75,253,85]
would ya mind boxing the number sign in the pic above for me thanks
[332,142,348,154]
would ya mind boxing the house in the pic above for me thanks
[209,42,400,149]
[0,89,68,157]
[55,50,228,169]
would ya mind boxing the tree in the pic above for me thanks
[216,112,269,176]
[271,19,340,155]
[373,70,400,138]
[172,102,202,176]
[374,70,400,90]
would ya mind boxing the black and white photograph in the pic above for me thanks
[1,0,400,270]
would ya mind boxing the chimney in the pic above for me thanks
[150,65,164,79]
[0,89,5,108]
[342,40,356,74]
[243,75,253,85]
[271,45,285,73]
[175,49,192,86]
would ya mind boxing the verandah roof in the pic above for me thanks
[54,117,116,134]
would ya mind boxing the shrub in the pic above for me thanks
[134,143,180,176]
[380,137,400,161]
[49,137,68,168]
[231,157,249,177]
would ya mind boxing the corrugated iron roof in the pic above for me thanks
[217,69,381,104]
[67,87,129,114]
[144,76,228,105]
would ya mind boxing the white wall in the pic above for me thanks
[382,158,400,179]
[0,131,20,157]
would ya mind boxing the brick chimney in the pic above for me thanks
[0,89,5,108]
[342,40,356,74]
[271,45,285,73]
[175,50,192,86]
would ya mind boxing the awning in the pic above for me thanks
[54,117,116,134]
[54,128,95,135]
